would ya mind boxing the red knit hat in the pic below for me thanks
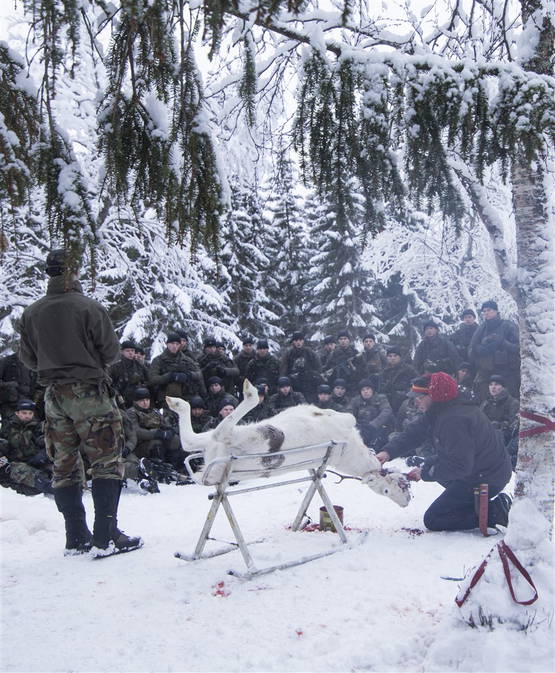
[428,372,459,402]
[410,372,458,402]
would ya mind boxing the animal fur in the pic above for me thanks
[167,380,411,507]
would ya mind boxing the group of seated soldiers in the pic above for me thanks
[0,302,521,496]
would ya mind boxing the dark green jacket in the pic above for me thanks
[19,277,119,384]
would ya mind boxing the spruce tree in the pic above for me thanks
[306,179,382,340]
[217,177,282,340]
[263,151,312,338]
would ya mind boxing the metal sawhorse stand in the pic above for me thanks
[175,441,366,579]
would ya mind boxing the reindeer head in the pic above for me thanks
[362,470,412,507]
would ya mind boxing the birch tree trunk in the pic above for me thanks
[456,0,554,628]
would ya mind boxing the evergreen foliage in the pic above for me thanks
[3,0,553,260]
[217,178,282,340]
[306,179,382,340]
[0,45,40,218]
[263,151,311,337]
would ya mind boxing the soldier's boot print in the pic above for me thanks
[54,483,92,555]
[90,478,143,558]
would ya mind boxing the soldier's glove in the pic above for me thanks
[122,446,132,458]
[28,450,49,468]
[154,429,172,441]
[216,365,226,377]
[174,372,190,384]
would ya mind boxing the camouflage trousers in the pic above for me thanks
[45,381,124,489]
[5,461,49,490]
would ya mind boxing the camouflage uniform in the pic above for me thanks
[109,357,149,408]
[43,381,124,488]
[18,252,141,555]
[126,403,184,468]
[0,415,52,493]
[0,354,33,422]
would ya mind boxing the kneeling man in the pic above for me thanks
[376,372,512,531]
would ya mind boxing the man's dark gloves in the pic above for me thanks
[28,450,50,468]
[154,429,173,441]
[173,372,190,384]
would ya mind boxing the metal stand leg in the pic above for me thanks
[220,495,257,572]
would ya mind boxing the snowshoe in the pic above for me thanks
[91,529,144,558]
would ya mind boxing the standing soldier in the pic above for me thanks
[413,321,461,375]
[244,339,280,394]
[379,348,418,414]
[149,333,206,406]
[280,331,322,403]
[197,337,239,394]
[469,300,520,402]
[450,309,479,362]
[18,249,142,558]
[352,334,387,390]
[234,337,256,393]
[322,331,358,391]
[319,335,337,371]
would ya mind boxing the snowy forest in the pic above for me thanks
[0,0,554,651]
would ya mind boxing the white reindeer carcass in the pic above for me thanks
[167,380,411,507]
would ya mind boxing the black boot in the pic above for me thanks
[53,483,92,556]
[90,478,143,558]
[488,493,512,528]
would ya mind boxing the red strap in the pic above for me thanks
[519,410,555,438]
[497,541,539,606]
[455,550,493,607]
[456,542,538,608]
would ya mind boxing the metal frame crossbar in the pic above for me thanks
[175,440,366,579]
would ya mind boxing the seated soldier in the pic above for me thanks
[331,378,350,409]
[377,373,512,532]
[269,377,306,414]
[189,396,212,433]
[240,385,274,423]
[0,399,52,495]
[205,377,238,418]
[126,388,186,477]
[480,374,520,469]
[203,398,237,431]
[119,407,159,494]
[348,379,394,449]
[315,384,341,410]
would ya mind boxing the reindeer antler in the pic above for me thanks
[326,469,361,484]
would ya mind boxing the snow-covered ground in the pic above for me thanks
[1,469,552,673]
